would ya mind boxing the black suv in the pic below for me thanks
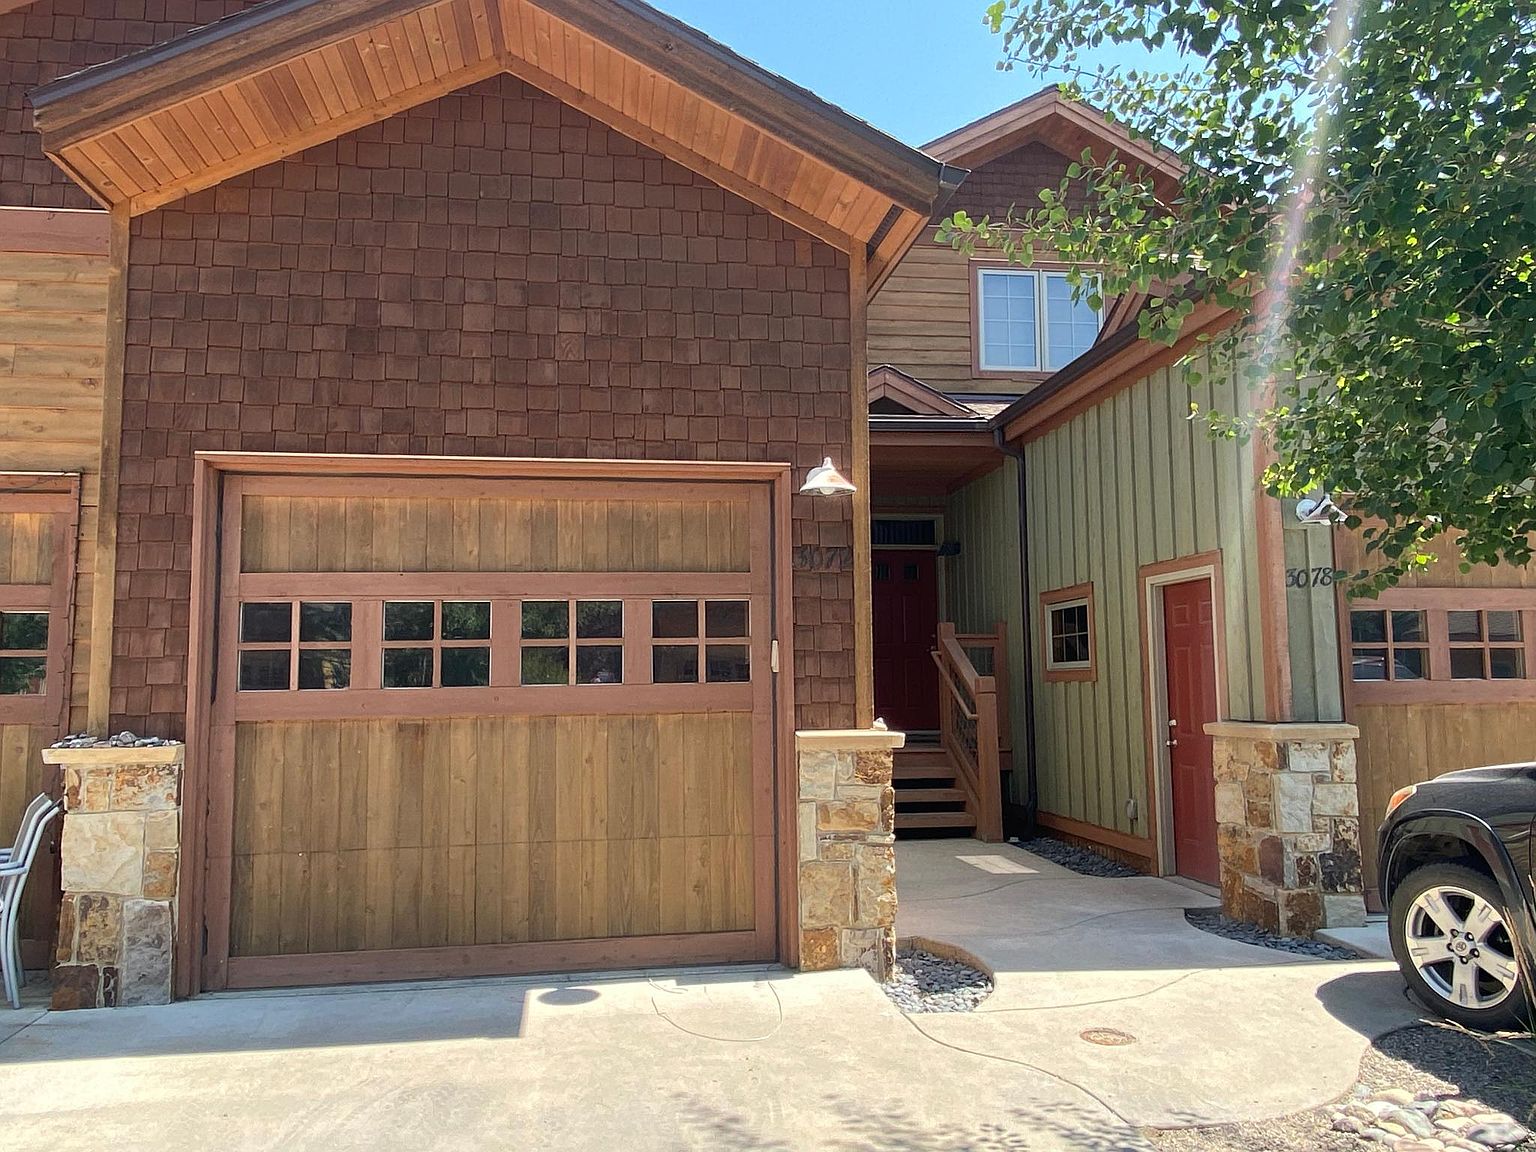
[1378,763,1535,1030]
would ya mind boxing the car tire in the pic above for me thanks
[1388,862,1530,1031]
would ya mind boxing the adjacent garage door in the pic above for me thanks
[200,467,783,989]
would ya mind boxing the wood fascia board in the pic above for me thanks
[30,0,441,145]
[0,206,110,254]
[0,0,37,15]
[867,209,938,297]
[32,0,946,219]
[923,87,1061,161]
[1000,300,1238,443]
[525,0,941,212]
[870,428,994,448]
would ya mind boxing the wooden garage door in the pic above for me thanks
[0,480,77,964]
[203,472,781,989]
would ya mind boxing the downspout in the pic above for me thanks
[994,426,1038,837]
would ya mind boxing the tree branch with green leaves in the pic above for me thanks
[938,0,1536,588]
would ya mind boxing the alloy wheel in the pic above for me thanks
[1403,884,1521,1011]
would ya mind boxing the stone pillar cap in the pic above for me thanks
[1204,721,1359,741]
[795,729,907,752]
[42,745,185,766]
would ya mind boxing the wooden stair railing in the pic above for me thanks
[955,621,1010,757]
[929,622,1004,842]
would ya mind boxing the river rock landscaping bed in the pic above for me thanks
[882,947,992,1013]
[1149,1024,1536,1152]
[1011,835,1141,878]
[1184,907,1361,960]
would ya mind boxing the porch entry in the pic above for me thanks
[196,464,784,990]
[872,547,939,731]
[1161,578,1221,885]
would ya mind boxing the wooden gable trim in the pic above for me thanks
[30,0,956,277]
[925,87,1183,199]
[867,365,975,418]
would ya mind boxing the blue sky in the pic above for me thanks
[648,0,1186,147]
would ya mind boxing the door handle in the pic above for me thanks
[1165,739,1178,748]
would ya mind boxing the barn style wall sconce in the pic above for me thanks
[800,457,856,497]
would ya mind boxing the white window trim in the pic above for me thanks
[1045,596,1093,672]
[976,267,1102,374]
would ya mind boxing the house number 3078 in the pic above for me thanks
[1285,567,1335,588]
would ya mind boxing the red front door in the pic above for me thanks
[872,549,939,731]
[1163,578,1221,884]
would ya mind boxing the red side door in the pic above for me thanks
[1163,578,1221,885]
[872,549,940,732]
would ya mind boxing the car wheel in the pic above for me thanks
[1388,862,1529,1030]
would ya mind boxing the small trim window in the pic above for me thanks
[976,268,1102,374]
[0,610,49,697]
[1041,583,1096,682]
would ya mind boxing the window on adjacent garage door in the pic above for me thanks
[1348,601,1536,698]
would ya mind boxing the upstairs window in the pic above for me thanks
[977,268,1101,373]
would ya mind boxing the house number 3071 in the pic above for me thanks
[1285,567,1335,588]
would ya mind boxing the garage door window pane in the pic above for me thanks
[1487,611,1522,643]
[576,645,622,684]
[1447,611,1482,643]
[0,612,48,651]
[442,646,490,687]
[1490,648,1525,679]
[385,601,435,642]
[1351,649,1387,680]
[705,600,748,638]
[442,601,491,641]
[652,601,698,638]
[0,656,47,695]
[239,649,290,691]
[1389,611,1425,643]
[653,645,699,684]
[705,644,750,683]
[576,600,623,639]
[298,650,351,690]
[522,601,568,640]
[300,602,351,643]
[383,647,433,688]
[241,602,291,644]
[521,646,568,685]
[1393,648,1426,680]
[1449,648,1486,679]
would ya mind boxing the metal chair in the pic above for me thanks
[0,793,53,864]
[1,797,61,1009]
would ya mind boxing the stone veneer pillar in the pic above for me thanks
[43,743,184,1009]
[795,728,904,980]
[1205,722,1367,936]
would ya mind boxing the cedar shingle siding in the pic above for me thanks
[115,74,856,733]
[939,140,1081,221]
[0,0,261,207]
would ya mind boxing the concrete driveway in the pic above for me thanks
[0,841,1421,1151]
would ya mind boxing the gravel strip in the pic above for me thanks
[1183,907,1361,960]
[1011,835,1142,878]
[1148,1024,1536,1151]
[883,947,992,1013]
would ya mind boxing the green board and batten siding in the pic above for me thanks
[944,458,1028,778]
[1023,349,1271,841]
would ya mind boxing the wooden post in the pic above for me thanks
[974,673,1003,842]
[850,250,874,729]
[86,204,129,736]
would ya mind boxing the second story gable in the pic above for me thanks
[868,87,1183,400]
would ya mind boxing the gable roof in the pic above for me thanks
[29,0,963,287]
[924,86,1182,201]
[867,365,978,418]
